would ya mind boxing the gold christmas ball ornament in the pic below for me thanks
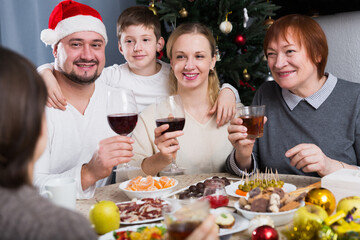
[305,187,336,215]
[179,8,188,18]
[243,69,251,81]
[264,17,275,29]
[219,21,233,34]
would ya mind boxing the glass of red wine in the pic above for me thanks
[155,95,185,175]
[107,88,138,168]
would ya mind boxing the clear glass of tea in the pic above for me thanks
[237,105,266,138]
[163,199,210,240]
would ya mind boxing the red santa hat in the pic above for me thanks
[41,0,108,47]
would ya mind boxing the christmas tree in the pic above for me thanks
[137,0,280,105]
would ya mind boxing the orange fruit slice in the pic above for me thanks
[154,180,163,189]
[136,176,154,191]
[164,178,176,188]
[147,186,158,191]
[159,176,171,187]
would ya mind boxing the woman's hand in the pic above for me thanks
[153,124,184,164]
[227,117,256,170]
[186,215,219,240]
[40,68,67,110]
[285,143,342,176]
[209,88,236,127]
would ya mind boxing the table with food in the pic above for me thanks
[76,170,360,240]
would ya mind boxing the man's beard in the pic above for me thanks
[60,60,101,85]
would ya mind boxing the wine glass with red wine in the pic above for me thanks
[156,95,185,175]
[107,88,138,168]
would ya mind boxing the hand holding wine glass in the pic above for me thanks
[107,88,138,168]
[155,95,185,175]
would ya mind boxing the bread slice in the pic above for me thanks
[215,213,235,229]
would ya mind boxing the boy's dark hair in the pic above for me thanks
[117,6,161,41]
[0,47,47,188]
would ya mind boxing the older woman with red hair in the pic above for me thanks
[226,14,360,178]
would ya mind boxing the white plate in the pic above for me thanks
[225,181,296,198]
[117,199,167,225]
[234,201,304,226]
[211,207,249,237]
[98,223,164,240]
[119,177,178,200]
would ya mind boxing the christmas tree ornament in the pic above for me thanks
[264,17,275,29]
[219,12,232,34]
[215,45,221,61]
[252,225,278,240]
[148,0,157,15]
[188,0,195,2]
[266,72,274,81]
[179,8,188,18]
[235,34,246,46]
[243,8,249,28]
[305,187,336,215]
[243,69,251,81]
[281,220,323,240]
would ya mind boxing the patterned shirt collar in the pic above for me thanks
[282,73,337,111]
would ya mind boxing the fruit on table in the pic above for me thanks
[336,196,360,218]
[89,200,120,235]
[178,176,230,199]
[293,205,328,227]
[126,176,176,191]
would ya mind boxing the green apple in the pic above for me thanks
[293,205,328,226]
[336,196,360,218]
[89,200,120,235]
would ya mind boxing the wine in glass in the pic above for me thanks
[107,88,138,168]
[155,95,185,175]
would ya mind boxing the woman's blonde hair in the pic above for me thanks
[166,23,219,106]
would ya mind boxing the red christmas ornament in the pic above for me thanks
[252,225,278,240]
[235,34,246,46]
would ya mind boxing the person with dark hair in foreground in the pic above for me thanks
[0,46,97,239]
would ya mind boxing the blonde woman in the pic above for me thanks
[126,23,239,177]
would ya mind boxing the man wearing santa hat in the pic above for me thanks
[34,0,134,199]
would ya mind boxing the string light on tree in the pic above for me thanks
[219,11,233,34]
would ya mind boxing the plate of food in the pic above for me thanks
[119,176,178,199]
[98,223,166,240]
[234,186,306,226]
[163,176,238,200]
[211,207,249,237]
[117,198,168,225]
[226,180,296,198]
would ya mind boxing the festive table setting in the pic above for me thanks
[74,171,360,239]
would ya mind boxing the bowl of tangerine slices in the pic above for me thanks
[119,176,178,199]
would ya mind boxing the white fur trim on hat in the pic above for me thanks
[41,15,108,47]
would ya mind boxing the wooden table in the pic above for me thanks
[76,173,320,239]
